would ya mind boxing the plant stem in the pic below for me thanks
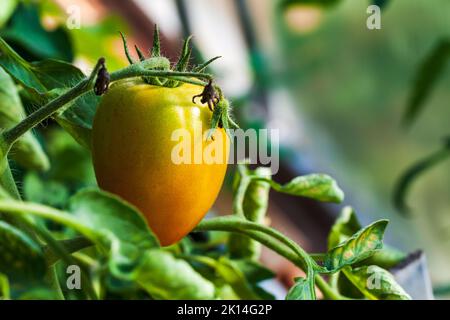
[2,80,89,147]
[2,58,104,148]
[195,216,343,300]
[0,165,98,299]
[1,61,212,149]
[196,216,316,271]
[0,274,10,300]
[0,201,98,240]
[315,274,343,300]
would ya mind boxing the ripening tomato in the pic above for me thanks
[92,79,229,246]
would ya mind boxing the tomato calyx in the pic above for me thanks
[119,26,238,139]
[119,25,219,89]
[208,98,239,140]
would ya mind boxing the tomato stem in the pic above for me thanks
[0,59,214,151]
[195,216,344,300]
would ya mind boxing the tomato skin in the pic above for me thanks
[92,79,229,246]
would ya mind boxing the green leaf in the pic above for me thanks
[357,245,407,270]
[233,259,276,299]
[23,172,69,208]
[212,258,265,300]
[0,36,99,148]
[38,128,96,186]
[285,277,315,300]
[229,166,271,260]
[67,189,160,279]
[55,92,100,149]
[233,259,275,284]
[0,189,159,282]
[0,3,73,61]
[0,221,46,282]
[68,189,159,251]
[343,266,411,300]
[328,206,361,250]
[328,208,406,270]
[393,141,450,214]
[135,250,215,299]
[0,36,83,100]
[0,67,49,170]
[266,174,344,203]
[324,220,388,271]
[404,39,450,126]
[0,0,17,28]
[190,256,268,300]
[43,237,93,266]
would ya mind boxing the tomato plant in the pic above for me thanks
[0,22,412,300]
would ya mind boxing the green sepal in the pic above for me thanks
[194,56,222,72]
[134,45,146,62]
[119,32,135,64]
[151,24,161,57]
[167,36,193,87]
[207,99,239,140]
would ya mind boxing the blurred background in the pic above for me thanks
[1,0,449,297]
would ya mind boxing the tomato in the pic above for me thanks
[92,79,229,246]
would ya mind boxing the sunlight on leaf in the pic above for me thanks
[324,220,388,271]
[266,173,344,203]
[343,265,411,300]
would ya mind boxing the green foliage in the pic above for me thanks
[0,3,412,300]
[395,35,450,216]
[285,277,314,300]
[0,2,73,61]
[404,39,450,126]
[0,36,99,148]
[135,250,215,300]
[0,0,17,28]
[343,266,411,300]
[328,207,406,269]
[0,67,49,171]
[0,36,82,99]
[372,0,389,9]
[394,139,450,214]
[358,245,407,270]
[324,220,388,271]
[264,173,344,203]
[70,15,129,71]
[0,221,46,283]
[327,206,361,250]
[323,208,409,299]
